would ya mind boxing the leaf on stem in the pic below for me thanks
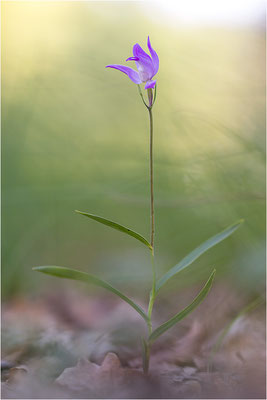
[156,220,243,292]
[33,266,149,322]
[75,210,152,250]
[149,269,216,343]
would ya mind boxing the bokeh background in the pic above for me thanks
[2,0,266,304]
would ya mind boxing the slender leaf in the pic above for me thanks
[149,269,216,343]
[75,210,152,250]
[33,266,148,322]
[156,220,243,292]
[207,296,265,372]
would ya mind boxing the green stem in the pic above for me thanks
[141,338,150,375]
[148,106,155,250]
[138,86,157,375]
[147,250,156,324]
[144,101,156,374]
[147,104,155,323]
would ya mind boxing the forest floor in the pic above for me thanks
[1,284,266,399]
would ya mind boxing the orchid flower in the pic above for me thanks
[106,36,159,90]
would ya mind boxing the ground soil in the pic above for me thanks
[1,285,266,399]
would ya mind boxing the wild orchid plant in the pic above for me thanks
[33,37,243,374]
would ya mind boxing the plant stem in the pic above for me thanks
[148,107,155,250]
[138,86,157,375]
[144,102,156,374]
[142,339,150,375]
[147,105,156,322]
[144,251,155,374]
[147,250,155,323]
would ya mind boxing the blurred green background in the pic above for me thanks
[2,1,265,302]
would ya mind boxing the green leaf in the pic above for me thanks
[33,266,148,322]
[156,220,243,292]
[207,295,265,372]
[149,269,216,343]
[75,210,152,250]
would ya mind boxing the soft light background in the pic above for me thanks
[2,0,265,302]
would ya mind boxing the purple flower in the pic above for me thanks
[106,36,159,90]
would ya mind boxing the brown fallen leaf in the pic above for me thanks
[56,352,158,398]
[6,365,28,384]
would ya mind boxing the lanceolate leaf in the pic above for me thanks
[75,210,152,250]
[33,266,148,322]
[149,269,216,343]
[156,220,243,293]
[207,296,265,372]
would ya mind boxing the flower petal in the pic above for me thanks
[145,79,157,90]
[133,43,154,81]
[147,36,159,75]
[126,57,139,61]
[105,64,141,84]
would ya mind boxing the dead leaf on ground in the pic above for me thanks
[56,352,158,398]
